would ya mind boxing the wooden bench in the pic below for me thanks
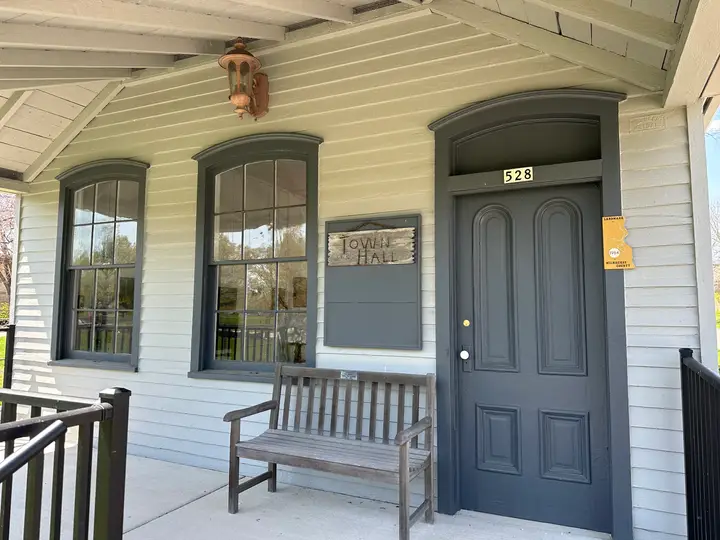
[223,365,436,540]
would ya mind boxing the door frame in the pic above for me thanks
[429,89,633,539]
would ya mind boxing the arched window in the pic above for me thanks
[191,134,321,379]
[51,160,147,369]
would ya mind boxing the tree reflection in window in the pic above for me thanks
[69,180,138,355]
[213,159,307,364]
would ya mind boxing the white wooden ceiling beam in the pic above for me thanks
[0,80,99,91]
[430,0,665,91]
[24,82,123,183]
[0,177,28,194]
[665,0,720,106]
[0,23,225,55]
[0,0,285,41]
[0,90,31,131]
[0,68,130,80]
[0,49,174,68]
[233,0,353,23]
[522,0,681,50]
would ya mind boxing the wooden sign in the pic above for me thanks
[328,227,415,267]
[602,216,634,270]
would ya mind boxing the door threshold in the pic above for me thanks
[456,510,612,539]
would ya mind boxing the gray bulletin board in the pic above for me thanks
[324,214,421,350]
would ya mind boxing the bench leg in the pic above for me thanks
[398,445,410,540]
[268,463,277,492]
[424,459,434,524]
[228,421,240,514]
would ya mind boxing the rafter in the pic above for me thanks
[0,80,99,91]
[0,90,31,131]
[0,68,130,80]
[0,22,225,55]
[24,82,123,183]
[0,0,285,41]
[0,176,28,194]
[0,49,174,68]
[523,0,681,50]
[430,0,665,91]
[234,0,353,23]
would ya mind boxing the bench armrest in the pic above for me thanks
[223,400,278,422]
[394,416,433,446]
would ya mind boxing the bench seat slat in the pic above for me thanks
[236,430,429,480]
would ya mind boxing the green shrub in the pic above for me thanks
[0,303,9,321]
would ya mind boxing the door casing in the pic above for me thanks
[429,89,632,539]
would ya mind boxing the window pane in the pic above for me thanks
[245,312,275,363]
[245,161,274,210]
[94,181,117,223]
[275,207,306,258]
[246,263,276,311]
[118,268,134,309]
[95,268,117,309]
[278,262,307,310]
[117,311,133,354]
[243,210,273,260]
[74,185,95,225]
[276,160,306,206]
[114,221,137,264]
[117,181,139,221]
[92,223,114,265]
[72,225,92,266]
[218,265,245,311]
[277,313,306,364]
[216,312,243,361]
[76,270,95,309]
[215,167,243,214]
[94,311,116,354]
[74,311,93,351]
[214,212,243,261]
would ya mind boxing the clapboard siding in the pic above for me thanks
[11,11,695,538]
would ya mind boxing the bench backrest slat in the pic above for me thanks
[355,380,365,441]
[294,376,305,432]
[318,379,328,435]
[272,365,436,446]
[411,385,420,449]
[369,382,378,442]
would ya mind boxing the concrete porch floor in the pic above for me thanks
[6,449,611,539]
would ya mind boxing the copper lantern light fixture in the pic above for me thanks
[219,39,269,119]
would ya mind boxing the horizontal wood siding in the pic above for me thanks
[11,11,695,537]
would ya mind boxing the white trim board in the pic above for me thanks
[687,101,718,366]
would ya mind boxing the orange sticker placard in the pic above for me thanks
[602,216,634,270]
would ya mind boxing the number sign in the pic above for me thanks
[503,167,534,184]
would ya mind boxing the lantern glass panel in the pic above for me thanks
[228,60,238,95]
[240,61,251,95]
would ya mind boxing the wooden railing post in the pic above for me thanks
[93,387,131,540]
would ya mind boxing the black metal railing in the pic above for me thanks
[0,387,131,540]
[680,348,720,540]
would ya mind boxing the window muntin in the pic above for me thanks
[211,159,308,365]
[68,180,139,356]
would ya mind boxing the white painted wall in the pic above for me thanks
[12,10,694,538]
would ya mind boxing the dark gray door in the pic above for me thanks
[456,183,610,533]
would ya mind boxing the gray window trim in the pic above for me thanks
[51,159,149,371]
[191,133,322,379]
[429,89,633,539]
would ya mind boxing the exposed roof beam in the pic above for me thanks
[0,0,285,41]
[0,22,225,55]
[0,68,130,80]
[0,80,99,91]
[523,0,681,50]
[0,49,174,68]
[430,0,665,91]
[665,0,720,106]
[0,90,31,131]
[234,0,353,23]
[24,82,123,183]
[0,177,28,194]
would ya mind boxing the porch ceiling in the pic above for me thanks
[0,0,696,191]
